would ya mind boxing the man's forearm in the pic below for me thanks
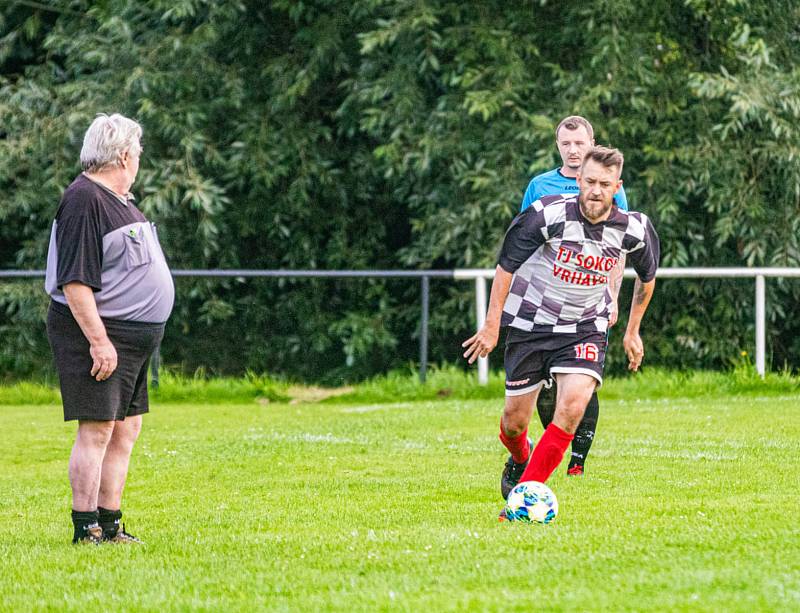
[485,265,514,328]
[609,254,626,302]
[626,278,655,333]
[63,283,109,345]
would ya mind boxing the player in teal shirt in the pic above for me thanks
[500,116,627,496]
[521,167,628,212]
[521,113,628,212]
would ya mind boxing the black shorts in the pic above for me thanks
[503,328,607,396]
[46,301,165,422]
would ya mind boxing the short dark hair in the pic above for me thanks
[555,115,594,141]
[580,145,624,175]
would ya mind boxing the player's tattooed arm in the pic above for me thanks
[634,276,649,304]
[608,254,626,326]
[623,277,656,372]
[610,254,625,298]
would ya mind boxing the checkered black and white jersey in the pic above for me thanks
[498,194,660,334]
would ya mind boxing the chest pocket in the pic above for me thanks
[124,226,152,269]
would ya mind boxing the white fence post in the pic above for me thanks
[475,276,489,385]
[755,275,765,378]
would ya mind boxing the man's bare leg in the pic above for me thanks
[70,420,115,511]
[500,386,542,498]
[98,415,142,510]
[97,415,142,541]
[552,373,597,434]
[69,420,114,543]
[501,387,541,438]
[517,373,597,484]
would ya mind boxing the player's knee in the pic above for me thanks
[564,396,586,415]
[554,400,587,433]
[502,394,536,436]
[553,416,580,435]
[501,405,530,437]
[501,414,527,438]
[77,420,115,449]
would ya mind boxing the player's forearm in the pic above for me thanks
[626,278,655,333]
[63,282,110,345]
[484,266,514,329]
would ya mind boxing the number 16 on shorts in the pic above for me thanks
[574,343,599,362]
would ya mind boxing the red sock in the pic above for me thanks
[518,423,573,484]
[499,422,530,464]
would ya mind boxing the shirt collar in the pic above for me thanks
[81,172,135,206]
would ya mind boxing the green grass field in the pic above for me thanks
[1,379,799,611]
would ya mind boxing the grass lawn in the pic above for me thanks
[1,385,799,611]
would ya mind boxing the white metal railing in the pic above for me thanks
[454,267,800,383]
[3,267,798,383]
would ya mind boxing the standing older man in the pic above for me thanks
[45,113,174,544]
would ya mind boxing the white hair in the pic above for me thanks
[80,113,142,172]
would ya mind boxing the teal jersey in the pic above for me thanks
[520,168,628,212]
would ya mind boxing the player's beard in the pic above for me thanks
[578,192,614,223]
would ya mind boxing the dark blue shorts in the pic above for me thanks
[503,328,607,396]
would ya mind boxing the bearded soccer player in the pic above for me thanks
[516,115,629,482]
[462,147,659,518]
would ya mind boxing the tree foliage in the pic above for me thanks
[1,0,799,380]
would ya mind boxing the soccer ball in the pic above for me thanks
[503,481,558,524]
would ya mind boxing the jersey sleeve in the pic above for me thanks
[624,212,660,283]
[614,184,629,211]
[497,207,547,273]
[55,195,104,292]
[520,178,541,212]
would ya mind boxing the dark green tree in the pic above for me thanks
[1,0,798,380]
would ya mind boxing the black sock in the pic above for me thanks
[72,509,99,543]
[536,380,557,429]
[569,391,599,468]
[98,507,122,538]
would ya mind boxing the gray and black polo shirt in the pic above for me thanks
[45,174,174,323]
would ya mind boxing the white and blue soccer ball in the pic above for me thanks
[504,480,558,524]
